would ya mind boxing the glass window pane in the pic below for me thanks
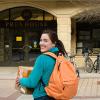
[93,29,100,40]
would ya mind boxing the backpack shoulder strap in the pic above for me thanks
[44,52,58,59]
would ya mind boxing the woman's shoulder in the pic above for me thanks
[36,53,55,62]
[37,53,51,59]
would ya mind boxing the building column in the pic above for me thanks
[57,16,71,52]
[71,18,77,54]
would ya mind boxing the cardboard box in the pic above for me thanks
[15,66,34,94]
[17,66,33,78]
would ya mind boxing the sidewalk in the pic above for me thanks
[73,70,100,100]
[0,67,100,100]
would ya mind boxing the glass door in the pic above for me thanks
[12,28,40,66]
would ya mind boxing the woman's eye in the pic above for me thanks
[40,39,48,42]
[44,39,48,42]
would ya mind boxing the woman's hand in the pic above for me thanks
[15,77,21,88]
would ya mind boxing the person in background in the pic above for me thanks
[82,46,89,57]
[16,29,67,100]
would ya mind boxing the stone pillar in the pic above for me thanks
[71,18,77,54]
[57,16,71,52]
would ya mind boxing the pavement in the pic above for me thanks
[0,67,100,100]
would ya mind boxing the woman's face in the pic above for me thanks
[39,34,54,53]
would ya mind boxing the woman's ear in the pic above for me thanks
[52,43,55,47]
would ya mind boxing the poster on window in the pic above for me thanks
[16,36,22,41]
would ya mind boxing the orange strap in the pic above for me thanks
[44,52,58,59]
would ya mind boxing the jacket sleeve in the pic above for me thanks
[19,55,45,88]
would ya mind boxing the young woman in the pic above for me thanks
[16,29,67,100]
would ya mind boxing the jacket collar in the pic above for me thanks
[48,47,59,53]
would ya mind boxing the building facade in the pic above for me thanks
[0,0,100,66]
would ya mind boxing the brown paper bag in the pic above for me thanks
[15,66,34,94]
